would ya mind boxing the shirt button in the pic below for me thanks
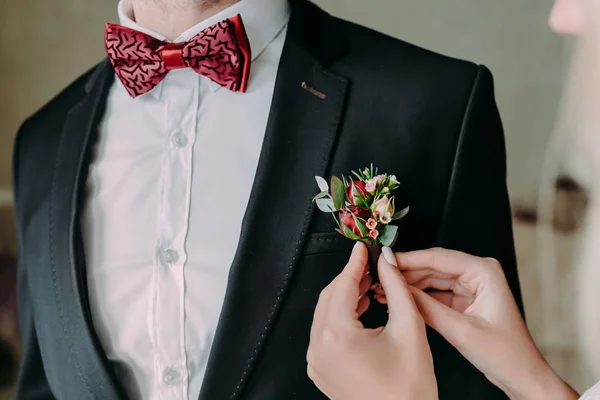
[163,367,180,385]
[171,132,188,148]
[161,249,179,264]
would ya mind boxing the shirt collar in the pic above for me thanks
[117,0,290,95]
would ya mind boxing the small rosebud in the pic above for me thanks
[369,229,379,239]
[346,181,368,205]
[373,196,393,216]
[365,180,377,193]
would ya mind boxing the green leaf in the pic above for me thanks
[315,176,329,192]
[312,191,329,201]
[380,225,398,247]
[348,181,368,207]
[335,228,345,236]
[392,205,410,220]
[316,198,335,212]
[342,223,361,240]
[389,231,400,248]
[355,191,368,208]
[351,170,363,181]
[330,176,346,211]
[352,214,369,237]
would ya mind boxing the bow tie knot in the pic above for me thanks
[105,14,251,97]
[160,42,187,70]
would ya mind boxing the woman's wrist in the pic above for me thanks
[498,359,578,400]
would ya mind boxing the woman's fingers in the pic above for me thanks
[396,248,478,276]
[359,273,373,297]
[410,277,455,292]
[378,247,424,339]
[401,269,457,285]
[408,286,470,345]
[426,290,474,312]
[374,294,387,304]
[327,242,369,327]
[311,243,368,338]
[357,294,371,316]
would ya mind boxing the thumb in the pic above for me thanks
[378,247,422,333]
[408,286,470,346]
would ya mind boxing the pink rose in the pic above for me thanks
[373,196,393,216]
[365,181,377,193]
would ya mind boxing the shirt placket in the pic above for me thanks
[153,71,198,400]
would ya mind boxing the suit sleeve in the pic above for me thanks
[13,122,56,399]
[437,65,523,312]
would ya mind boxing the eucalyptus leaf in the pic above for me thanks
[331,176,346,211]
[315,176,329,192]
[316,198,335,212]
[312,191,329,201]
[389,231,400,247]
[380,225,398,247]
[392,205,410,220]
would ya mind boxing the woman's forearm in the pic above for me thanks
[497,361,579,400]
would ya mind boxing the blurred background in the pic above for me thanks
[0,0,591,398]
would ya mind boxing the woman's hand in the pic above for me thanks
[307,243,438,400]
[387,248,578,400]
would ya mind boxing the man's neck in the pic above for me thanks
[131,0,240,41]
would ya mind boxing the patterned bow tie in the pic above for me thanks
[105,14,251,97]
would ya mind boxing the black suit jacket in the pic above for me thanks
[13,1,522,399]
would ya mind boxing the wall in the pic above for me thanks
[0,1,117,187]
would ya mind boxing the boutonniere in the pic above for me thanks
[313,165,409,282]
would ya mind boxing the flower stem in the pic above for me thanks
[367,243,382,283]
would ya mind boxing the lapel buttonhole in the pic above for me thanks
[301,81,327,100]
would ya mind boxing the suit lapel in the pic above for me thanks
[49,60,126,398]
[198,2,349,399]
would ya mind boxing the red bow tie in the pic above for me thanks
[105,14,251,98]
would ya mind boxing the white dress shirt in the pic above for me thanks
[580,382,600,400]
[81,1,290,399]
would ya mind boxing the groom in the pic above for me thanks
[13,0,522,398]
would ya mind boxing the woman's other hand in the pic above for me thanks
[395,248,578,400]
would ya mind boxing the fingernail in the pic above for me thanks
[382,246,397,266]
[352,242,361,253]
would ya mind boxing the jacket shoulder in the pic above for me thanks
[330,15,486,88]
[13,61,107,198]
[20,61,106,132]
